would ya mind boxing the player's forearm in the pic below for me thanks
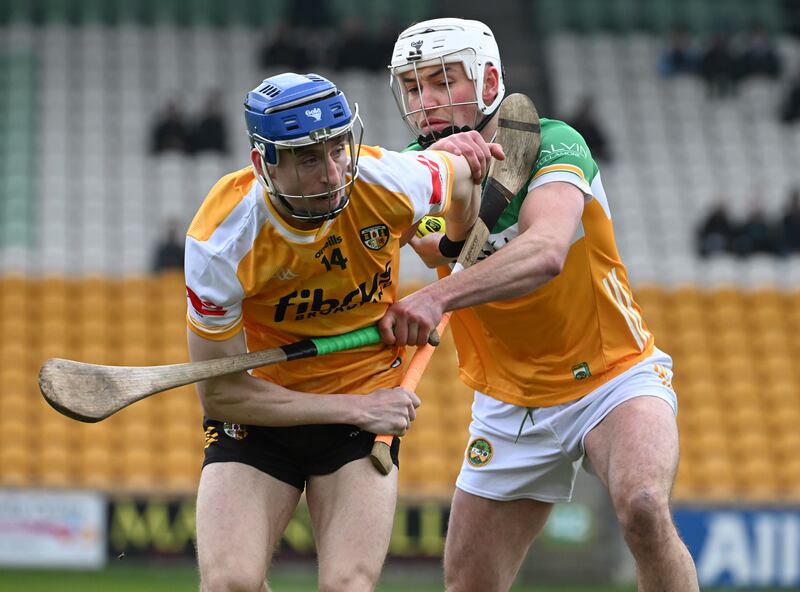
[188,329,361,427]
[445,157,481,240]
[431,231,565,310]
[199,373,361,427]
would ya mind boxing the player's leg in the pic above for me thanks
[444,391,576,592]
[306,457,398,592]
[584,395,698,591]
[196,462,302,592]
[444,489,552,592]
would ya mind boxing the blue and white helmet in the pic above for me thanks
[244,73,363,222]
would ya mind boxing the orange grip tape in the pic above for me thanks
[374,312,453,447]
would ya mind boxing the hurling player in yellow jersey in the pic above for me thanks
[185,73,500,591]
[379,19,698,591]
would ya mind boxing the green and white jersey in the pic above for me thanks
[408,119,654,407]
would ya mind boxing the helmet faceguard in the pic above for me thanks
[389,18,505,147]
[244,73,364,222]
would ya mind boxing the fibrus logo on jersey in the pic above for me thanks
[360,224,389,251]
[223,422,248,440]
[467,438,493,467]
[572,362,591,380]
[187,286,227,317]
[305,107,322,121]
[274,260,393,322]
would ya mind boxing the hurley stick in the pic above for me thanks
[369,93,541,475]
[40,325,439,423]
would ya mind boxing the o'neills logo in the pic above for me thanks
[274,261,392,322]
[315,234,343,258]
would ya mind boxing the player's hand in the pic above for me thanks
[429,130,505,182]
[408,233,449,268]
[378,291,445,347]
[357,387,421,435]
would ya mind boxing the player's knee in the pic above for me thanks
[616,486,671,548]
[318,562,379,592]
[200,564,266,592]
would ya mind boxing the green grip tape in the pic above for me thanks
[311,325,382,356]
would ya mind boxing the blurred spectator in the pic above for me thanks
[333,18,373,71]
[659,27,698,77]
[151,100,191,154]
[697,201,736,257]
[781,188,800,253]
[259,23,311,71]
[569,96,612,163]
[152,219,185,273]
[700,34,737,98]
[779,73,800,123]
[366,18,399,72]
[288,0,332,30]
[193,91,228,154]
[731,198,781,256]
[736,23,782,81]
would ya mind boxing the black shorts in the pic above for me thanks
[202,418,400,490]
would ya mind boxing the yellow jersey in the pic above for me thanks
[440,119,654,407]
[186,146,454,395]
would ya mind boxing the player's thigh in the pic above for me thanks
[306,457,398,589]
[444,488,552,592]
[584,395,679,501]
[196,462,302,588]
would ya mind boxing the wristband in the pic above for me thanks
[439,235,466,258]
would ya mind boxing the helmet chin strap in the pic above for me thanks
[415,110,496,148]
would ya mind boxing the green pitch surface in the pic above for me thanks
[0,565,637,592]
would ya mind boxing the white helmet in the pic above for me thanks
[389,18,505,144]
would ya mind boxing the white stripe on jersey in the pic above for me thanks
[528,171,592,200]
[602,268,646,351]
[356,148,450,222]
[590,173,612,219]
[185,184,265,332]
[610,268,650,344]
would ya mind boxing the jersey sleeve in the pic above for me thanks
[185,235,246,341]
[528,121,596,200]
[357,146,454,222]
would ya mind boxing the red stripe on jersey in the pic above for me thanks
[186,286,227,316]
[416,154,443,205]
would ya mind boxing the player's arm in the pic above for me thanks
[409,132,504,264]
[445,181,584,302]
[381,181,584,344]
[188,329,419,434]
[441,153,482,241]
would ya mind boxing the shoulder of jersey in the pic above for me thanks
[188,166,258,239]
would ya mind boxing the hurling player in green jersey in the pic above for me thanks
[380,18,699,592]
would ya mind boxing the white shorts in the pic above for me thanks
[456,348,678,503]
